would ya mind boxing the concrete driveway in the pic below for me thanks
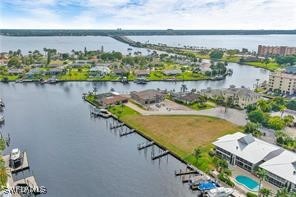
[125,102,247,126]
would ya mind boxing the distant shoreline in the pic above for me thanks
[1,29,296,36]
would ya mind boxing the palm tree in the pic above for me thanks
[276,187,289,197]
[279,105,287,118]
[259,188,271,197]
[0,158,8,190]
[257,168,267,192]
[180,84,187,93]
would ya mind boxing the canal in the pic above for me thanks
[0,63,269,196]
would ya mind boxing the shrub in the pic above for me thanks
[246,192,257,197]
[218,173,235,187]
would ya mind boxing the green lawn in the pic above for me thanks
[59,68,89,80]
[189,101,217,111]
[245,61,280,71]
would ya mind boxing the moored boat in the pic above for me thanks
[0,98,4,107]
[205,187,234,197]
[0,115,4,124]
[134,77,149,84]
[9,148,24,169]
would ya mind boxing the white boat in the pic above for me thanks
[0,115,4,124]
[9,148,23,169]
[206,187,234,197]
[0,98,4,107]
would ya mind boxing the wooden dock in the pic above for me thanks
[175,169,199,176]
[119,129,135,137]
[137,141,155,150]
[151,150,169,160]
[181,174,195,183]
[13,176,40,194]
[110,123,125,129]
[3,152,30,173]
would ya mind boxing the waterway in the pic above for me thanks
[1,34,296,54]
[129,34,296,51]
[0,61,268,196]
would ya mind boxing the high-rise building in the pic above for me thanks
[268,66,296,95]
[258,45,296,57]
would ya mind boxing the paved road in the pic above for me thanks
[125,102,248,126]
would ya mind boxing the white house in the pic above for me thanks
[89,66,110,77]
[213,132,296,192]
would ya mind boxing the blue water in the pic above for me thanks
[235,175,259,191]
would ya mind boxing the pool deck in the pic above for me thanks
[230,165,278,195]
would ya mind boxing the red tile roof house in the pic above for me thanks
[99,95,128,107]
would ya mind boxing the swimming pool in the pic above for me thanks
[235,175,259,192]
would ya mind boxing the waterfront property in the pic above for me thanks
[268,65,296,95]
[213,132,296,192]
[130,89,164,106]
[135,70,150,77]
[94,92,128,107]
[201,86,261,108]
[89,65,111,77]
[171,92,201,105]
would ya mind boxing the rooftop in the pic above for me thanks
[260,150,296,185]
[213,132,280,164]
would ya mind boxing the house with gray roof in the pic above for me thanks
[213,132,296,192]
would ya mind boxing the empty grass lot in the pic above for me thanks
[109,105,240,172]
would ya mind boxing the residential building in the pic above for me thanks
[25,68,43,78]
[96,93,128,107]
[99,95,128,107]
[162,69,182,76]
[268,66,296,95]
[71,60,94,67]
[131,89,164,105]
[172,92,201,104]
[199,62,212,74]
[201,86,261,108]
[113,68,129,76]
[46,68,65,75]
[8,68,24,75]
[89,66,110,76]
[135,70,150,77]
[213,132,296,191]
[258,45,296,57]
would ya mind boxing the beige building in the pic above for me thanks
[201,86,261,108]
[258,45,296,57]
[268,71,296,95]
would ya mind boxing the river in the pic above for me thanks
[1,34,296,54]
[129,34,296,51]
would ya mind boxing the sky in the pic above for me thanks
[0,0,295,29]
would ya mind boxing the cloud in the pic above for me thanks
[1,0,295,29]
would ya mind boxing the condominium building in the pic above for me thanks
[268,66,296,95]
[213,132,296,191]
[258,45,296,57]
